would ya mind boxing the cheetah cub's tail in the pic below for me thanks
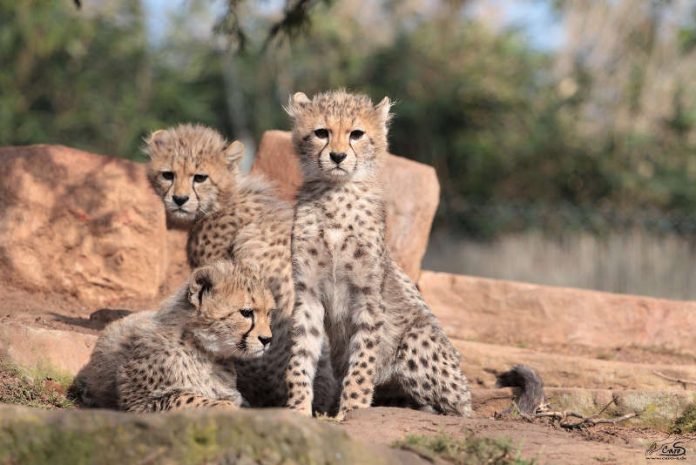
[495,364,546,414]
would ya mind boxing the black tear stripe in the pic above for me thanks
[191,180,201,204]
[314,137,329,161]
[349,137,359,155]
[165,182,174,199]
[238,312,255,351]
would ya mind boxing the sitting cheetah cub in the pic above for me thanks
[285,90,472,419]
[145,124,336,411]
[73,261,275,412]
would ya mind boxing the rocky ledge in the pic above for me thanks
[0,405,425,465]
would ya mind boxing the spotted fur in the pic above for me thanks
[145,124,336,411]
[73,261,274,412]
[285,90,472,418]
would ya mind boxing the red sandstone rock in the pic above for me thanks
[0,322,96,375]
[0,145,169,307]
[419,270,696,351]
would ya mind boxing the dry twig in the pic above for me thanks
[535,410,638,430]
[521,398,639,430]
[653,370,696,389]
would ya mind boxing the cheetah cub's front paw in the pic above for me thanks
[289,403,313,417]
[287,388,314,416]
[335,405,359,422]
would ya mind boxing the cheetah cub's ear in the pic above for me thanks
[143,128,173,160]
[188,265,215,310]
[375,96,393,127]
[225,140,245,167]
[146,129,171,151]
[284,92,311,118]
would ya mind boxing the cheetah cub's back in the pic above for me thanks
[72,261,275,412]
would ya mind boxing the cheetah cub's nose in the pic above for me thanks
[172,195,189,206]
[258,336,272,347]
[329,152,347,164]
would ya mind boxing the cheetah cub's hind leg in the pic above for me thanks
[393,316,472,416]
[124,390,241,413]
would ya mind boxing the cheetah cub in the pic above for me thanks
[285,90,472,419]
[145,124,336,411]
[73,261,275,413]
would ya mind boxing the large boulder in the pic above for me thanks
[0,323,96,376]
[252,130,439,281]
[0,145,171,308]
[419,271,696,351]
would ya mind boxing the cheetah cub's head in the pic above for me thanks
[185,261,275,359]
[286,89,392,183]
[145,124,244,223]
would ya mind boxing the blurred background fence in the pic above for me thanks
[425,204,696,299]
[4,0,696,299]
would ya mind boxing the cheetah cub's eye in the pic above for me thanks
[314,128,329,139]
[193,174,208,183]
[239,308,253,318]
[161,171,174,181]
[350,130,365,140]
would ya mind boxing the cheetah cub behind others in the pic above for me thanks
[145,124,336,411]
[73,261,274,412]
[285,90,472,419]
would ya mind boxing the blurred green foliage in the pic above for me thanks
[3,0,696,238]
[0,0,230,157]
[1,0,151,156]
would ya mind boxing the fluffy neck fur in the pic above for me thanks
[200,172,278,220]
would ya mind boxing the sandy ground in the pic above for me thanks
[342,407,696,465]
[3,279,696,465]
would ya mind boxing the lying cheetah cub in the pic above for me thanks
[73,261,274,412]
[285,90,472,419]
[145,124,336,411]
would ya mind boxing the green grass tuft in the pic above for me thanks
[0,357,74,409]
[393,433,535,465]
[672,403,696,434]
